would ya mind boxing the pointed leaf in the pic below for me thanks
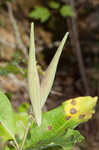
[40,32,69,107]
[0,90,15,141]
[28,22,41,126]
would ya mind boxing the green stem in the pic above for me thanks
[20,117,32,150]
[13,137,20,150]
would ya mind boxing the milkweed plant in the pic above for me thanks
[0,23,97,150]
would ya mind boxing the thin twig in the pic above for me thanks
[6,2,28,60]
[67,0,90,95]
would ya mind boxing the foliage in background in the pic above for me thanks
[0,51,27,76]
[60,5,74,17]
[49,1,60,9]
[29,6,51,23]
[29,2,74,23]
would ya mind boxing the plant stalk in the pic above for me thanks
[13,137,20,150]
[20,117,32,150]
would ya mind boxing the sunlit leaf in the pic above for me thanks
[0,90,15,141]
[24,96,97,150]
[0,124,12,142]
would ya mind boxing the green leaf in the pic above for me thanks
[60,5,74,17]
[5,146,15,150]
[29,7,51,23]
[0,124,12,142]
[0,90,15,141]
[6,64,21,74]
[14,112,29,140]
[5,147,10,150]
[49,1,60,9]
[40,32,69,108]
[24,96,97,150]
[18,102,29,113]
[28,23,41,126]
[0,64,24,76]
[53,129,84,150]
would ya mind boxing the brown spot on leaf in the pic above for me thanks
[48,125,52,130]
[79,114,85,119]
[71,99,76,105]
[66,116,71,120]
[70,108,77,114]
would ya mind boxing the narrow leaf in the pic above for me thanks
[28,22,41,126]
[0,90,15,141]
[40,32,69,107]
